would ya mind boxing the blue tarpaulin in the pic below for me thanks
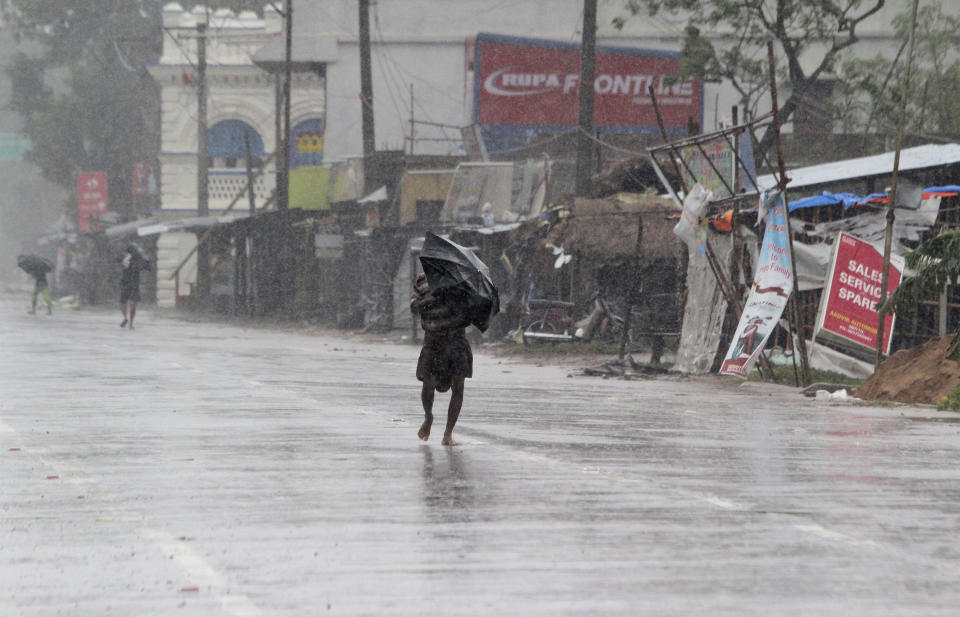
[788,191,862,212]
[921,185,960,197]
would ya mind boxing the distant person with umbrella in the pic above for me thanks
[17,254,54,315]
[119,244,150,329]
[411,233,499,446]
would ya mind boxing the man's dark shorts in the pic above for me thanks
[417,328,472,392]
[120,283,141,304]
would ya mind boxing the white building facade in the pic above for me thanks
[149,3,327,215]
[148,3,328,307]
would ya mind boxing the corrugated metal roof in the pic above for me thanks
[757,143,960,191]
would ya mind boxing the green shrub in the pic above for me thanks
[936,384,960,412]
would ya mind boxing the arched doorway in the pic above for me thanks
[207,120,269,205]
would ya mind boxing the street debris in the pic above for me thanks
[577,355,677,380]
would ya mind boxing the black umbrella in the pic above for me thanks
[124,243,151,270]
[17,254,53,277]
[419,232,500,332]
[125,243,148,262]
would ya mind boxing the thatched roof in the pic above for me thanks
[546,194,682,261]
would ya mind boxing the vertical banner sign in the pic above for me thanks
[813,232,904,356]
[720,192,793,378]
[77,171,108,233]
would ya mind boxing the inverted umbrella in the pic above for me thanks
[17,254,53,277]
[419,232,500,332]
[126,243,149,262]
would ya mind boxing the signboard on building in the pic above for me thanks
[813,232,904,358]
[77,171,108,233]
[471,33,701,151]
[133,162,157,197]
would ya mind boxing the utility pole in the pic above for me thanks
[196,20,210,297]
[244,132,257,215]
[359,0,375,193]
[277,0,293,211]
[574,0,597,197]
[409,83,415,155]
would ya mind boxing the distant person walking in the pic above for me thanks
[17,254,53,315]
[410,272,472,446]
[119,245,150,329]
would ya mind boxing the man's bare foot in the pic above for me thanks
[418,420,432,441]
[441,434,460,446]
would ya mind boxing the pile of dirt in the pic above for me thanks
[855,335,960,404]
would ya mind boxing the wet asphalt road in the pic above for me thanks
[1,296,959,616]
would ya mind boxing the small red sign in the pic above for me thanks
[77,171,108,233]
[133,162,155,197]
[817,232,904,355]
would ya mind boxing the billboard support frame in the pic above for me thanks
[648,87,777,381]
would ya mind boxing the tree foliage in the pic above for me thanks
[1,0,263,221]
[880,230,960,315]
[880,228,960,361]
[2,0,163,217]
[614,0,885,155]
[834,2,960,144]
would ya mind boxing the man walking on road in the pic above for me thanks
[119,245,149,329]
[17,254,53,315]
[28,268,53,315]
[410,272,472,446]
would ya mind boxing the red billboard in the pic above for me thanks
[472,33,701,130]
[814,232,904,357]
[77,171,108,233]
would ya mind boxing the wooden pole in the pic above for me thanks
[359,0,375,192]
[196,19,210,297]
[876,0,920,369]
[279,0,292,210]
[767,41,811,387]
[618,214,643,363]
[574,0,597,197]
[244,133,257,215]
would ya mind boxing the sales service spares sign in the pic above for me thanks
[813,232,904,356]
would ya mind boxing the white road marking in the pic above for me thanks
[0,418,262,617]
[794,523,877,547]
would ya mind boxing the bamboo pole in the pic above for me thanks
[876,0,921,369]
[767,41,811,387]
